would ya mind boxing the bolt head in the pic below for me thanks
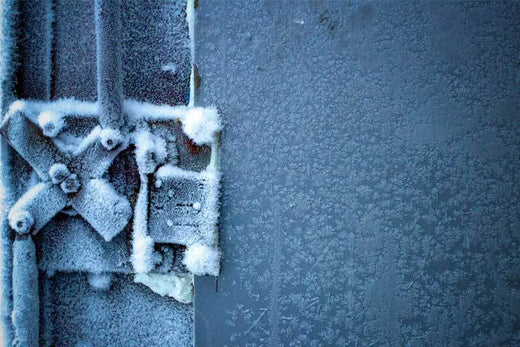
[49,163,70,184]
[100,128,123,150]
[8,210,34,234]
[38,111,65,137]
[60,173,81,194]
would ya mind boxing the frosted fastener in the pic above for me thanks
[100,128,124,150]
[38,111,65,138]
[8,210,34,234]
[60,174,81,194]
[48,163,70,184]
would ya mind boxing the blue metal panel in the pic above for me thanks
[194,1,520,345]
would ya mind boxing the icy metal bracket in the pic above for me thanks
[1,0,220,344]
[1,98,221,270]
[0,98,221,346]
[0,104,131,241]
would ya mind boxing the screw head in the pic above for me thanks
[60,173,81,194]
[8,210,34,234]
[100,128,123,150]
[38,111,65,137]
[49,163,70,184]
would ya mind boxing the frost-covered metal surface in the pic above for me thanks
[195,1,520,345]
[0,0,220,346]
[0,98,220,345]
[121,0,191,105]
[47,272,193,346]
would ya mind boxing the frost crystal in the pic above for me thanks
[132,235,155,273]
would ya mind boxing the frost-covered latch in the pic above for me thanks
[1,99,221,294]
[1,0,219,345]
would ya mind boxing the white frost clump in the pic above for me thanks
[183,243,219,276]
[17,98,97,118]
[134,272,194,304]
[123,99,188,124]
[99,128,124,150]
[38,111,65,137]
[48,163,70,184]
[87,272,113,291]
[182,107,221,145]
[8,209,34,234]
[135,130,167,174]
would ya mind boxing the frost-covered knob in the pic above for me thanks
[38,111,65,138]
[8,210,34,234]
[60,173,81,193]
[100,128,123,150]
[48,163,70,184]
[183,107,221,145]
[183,243,220,276]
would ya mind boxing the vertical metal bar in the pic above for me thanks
[94,0,124,129]
[15,0,53,100]
[44,0,54,100]
[1,1,19,344]
[12,235,39,347]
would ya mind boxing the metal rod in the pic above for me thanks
[94,0,124,129]
[12,235,39,347]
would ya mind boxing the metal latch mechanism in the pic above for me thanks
[1,98,221,344]
[0,1,220,345]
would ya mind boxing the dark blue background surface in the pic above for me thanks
[195,1,520,345]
